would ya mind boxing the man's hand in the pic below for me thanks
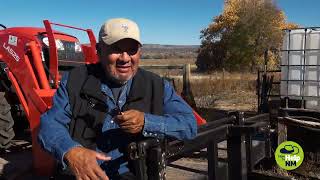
[115,109,144,134]
[64,146,111,180]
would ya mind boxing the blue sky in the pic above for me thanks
[1,0,319,45]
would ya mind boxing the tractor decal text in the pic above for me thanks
[2,42,20,62]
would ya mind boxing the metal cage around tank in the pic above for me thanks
[280,27,320,110]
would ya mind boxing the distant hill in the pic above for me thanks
[141,44,199,59]
[142,44,200,49]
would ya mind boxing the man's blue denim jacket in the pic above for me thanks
[38,73,197,176]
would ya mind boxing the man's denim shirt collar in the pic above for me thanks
[100,78,133,104]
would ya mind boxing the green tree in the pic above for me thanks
[196,0,298,72]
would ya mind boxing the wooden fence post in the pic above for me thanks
[183,64,191,94]
[140,64,196,109]
[182,64,197,109]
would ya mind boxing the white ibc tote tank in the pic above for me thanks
[280,28,320,110]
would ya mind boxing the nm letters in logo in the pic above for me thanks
[275,141,304,170]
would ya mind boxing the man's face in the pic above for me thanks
[98,39,141,84]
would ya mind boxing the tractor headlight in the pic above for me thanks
[75,41,82,52]
[42,37,65,51]
[42,37,49,46]
[55,39,65,51]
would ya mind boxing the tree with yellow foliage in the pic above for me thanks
[196,0,298,72]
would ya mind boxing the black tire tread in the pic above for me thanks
[0,92,15,149]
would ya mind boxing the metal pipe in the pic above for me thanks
[29,41,50,89]
[43,20,59,88]
[284,116,320,127]
[49,22,88,31]
[198,116,235,132]
[282,107,320,113]
[167,125,229,161]
[23,55,40,90]
[301,28,307,108]
[282,27,320,31]
[286,30,291,108]
[245,113,269,123]
[85,29,98,63]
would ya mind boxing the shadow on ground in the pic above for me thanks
[0,140,33,180]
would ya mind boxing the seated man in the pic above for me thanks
[38,18,197,180]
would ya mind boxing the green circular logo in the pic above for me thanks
[275,141,304,170]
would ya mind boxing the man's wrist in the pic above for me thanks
[62,145,83,169]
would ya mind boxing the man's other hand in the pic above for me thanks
[64,146,111,180]
[115,109,144,134]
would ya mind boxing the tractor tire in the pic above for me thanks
[0,92,15,149]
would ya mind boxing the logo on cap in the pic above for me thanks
[121,24,129,33]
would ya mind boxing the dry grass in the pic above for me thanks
[190,73,257,112]
[140,58,258,112]
[190,72,256,96]
[140,58,196,66]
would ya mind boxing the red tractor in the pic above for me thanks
[0,20,206,176]
[0,20,100,175]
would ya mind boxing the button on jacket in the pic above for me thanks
[38,72,197,176]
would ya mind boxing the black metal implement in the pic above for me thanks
[127,112,272,180]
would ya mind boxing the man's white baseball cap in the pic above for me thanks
[99,18,141,45]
